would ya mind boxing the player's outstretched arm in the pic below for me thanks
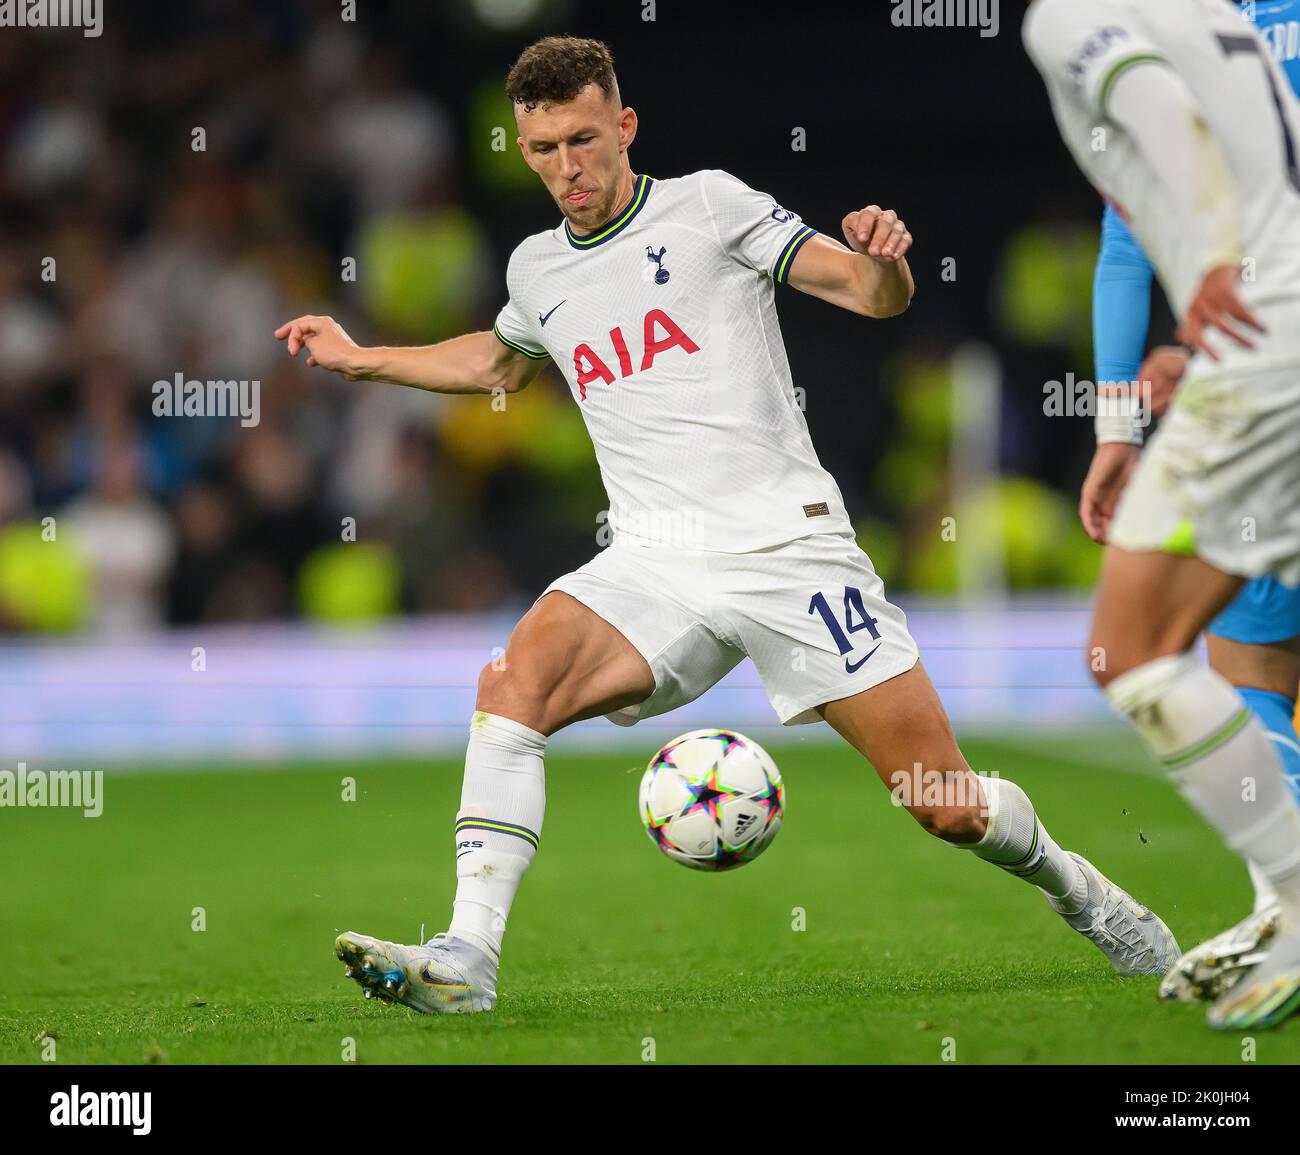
[273,316,546,395]
[785,207,914,318]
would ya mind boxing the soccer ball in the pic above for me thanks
[638,728,784,871]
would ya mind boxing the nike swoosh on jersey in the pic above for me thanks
[845,643,882,674]
[538,300,566,326]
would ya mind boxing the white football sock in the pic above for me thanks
[962,774,1088,912]
[447,711,546,962]
[1248,860,1279,914]
[1105,652,1300,927]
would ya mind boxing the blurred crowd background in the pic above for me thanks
[0,0,1153,636]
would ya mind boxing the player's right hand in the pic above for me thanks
[1137,345,1189,417]
[274,315,363,379]
[1176,264,1265,362]
[1079,442,1141,544]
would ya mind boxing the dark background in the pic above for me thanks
[0,0,1162,633]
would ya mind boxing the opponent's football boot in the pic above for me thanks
[1207,925,1300,1030]
[1159,904,1279,1004]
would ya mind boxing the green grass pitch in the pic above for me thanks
[3,732,1298,1064]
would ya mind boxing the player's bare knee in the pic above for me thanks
[475,658,555,730]
[891,761,986,842]
[1089,645,1118,689]
[909,801,986,844]
[1088,629,1147,688]
[1091,609,1218,689]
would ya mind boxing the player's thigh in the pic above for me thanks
[819,663,984,842]
[1090,546,1244,685]
[540,543,743,729]
[723,531,919,727]
[1206,578,1300,697]
[1206,634,1300,699]
[477,590,654,735]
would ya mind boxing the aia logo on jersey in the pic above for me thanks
[572,308,700,399]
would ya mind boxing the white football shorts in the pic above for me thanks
[1109,323,1300,587]
[541,530,920,726]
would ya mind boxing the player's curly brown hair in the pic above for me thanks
[505,36,618,114]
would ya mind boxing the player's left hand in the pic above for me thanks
[1079,442,1141,543]
[842,207,912,263]
[1177,264,1266,361]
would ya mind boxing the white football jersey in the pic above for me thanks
[1024,0,1300,329]
[493,169,854,553]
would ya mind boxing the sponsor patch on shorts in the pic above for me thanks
[803,502,830,518]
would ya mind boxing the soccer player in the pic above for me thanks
[1024,0,1300,1028]
[1090,4,1300,997]
[277,35,1176,1015]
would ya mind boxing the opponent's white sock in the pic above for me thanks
[447,711,546,963]
[1105,652,1300,928]
[1248,860,1279,914]
[963,774,1089,912]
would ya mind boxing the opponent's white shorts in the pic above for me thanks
[542,530,920,726]
[1109,337,1300,587]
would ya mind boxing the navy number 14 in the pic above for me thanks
[809,587,881,671]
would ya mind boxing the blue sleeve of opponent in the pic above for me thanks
[1093,203,1155,384]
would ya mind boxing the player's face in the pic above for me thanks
[515,84,637,233]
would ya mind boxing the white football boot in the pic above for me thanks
[335,930,497,1014]
[1046,852,1179,976]
[1207,926,1300,1030]
[1159,904,1280,1004]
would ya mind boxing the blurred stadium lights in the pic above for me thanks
[0,601,1127,765]
[465,0,571,33]
[950,342,1010,721]
[0,2,1130,768]
[950,342,1006,605]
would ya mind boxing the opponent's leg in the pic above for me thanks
[1090,548,1300,1027]
[1207,633,1300,817]
[820,662,1178,975]
[1210,633,1300,916]
[337,591,654,1014]
[1158,631,1300,1002]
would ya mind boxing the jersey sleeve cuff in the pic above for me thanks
[493,323,549,360]
[773,226,817,285]
[1096,52,1169,118]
